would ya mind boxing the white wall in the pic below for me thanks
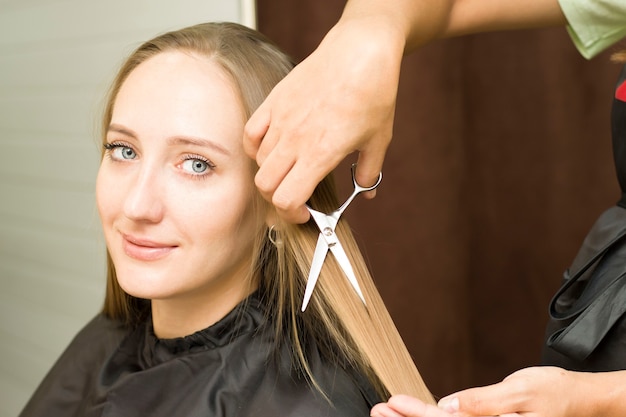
[0,1,254,415]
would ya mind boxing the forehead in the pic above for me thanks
[111,51,245,147]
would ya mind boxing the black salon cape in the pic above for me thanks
[19,294,380,417]
[541,64,626,371]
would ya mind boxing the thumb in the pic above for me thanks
[438,383,519,416]
[355,148,385,199]
[381,395,455,417]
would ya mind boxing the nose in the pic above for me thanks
[123,165,164,224]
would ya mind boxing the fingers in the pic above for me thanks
[439,378,527,417]
[250,125,388,223]
[243,99,270,161]
[440,391,506,416]
[245,94,312,223]
[371,395,454,417]
[370,403,405,417]
[255,136,345,223]
[254,156,313,224]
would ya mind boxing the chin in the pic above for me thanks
[114,267,174,300]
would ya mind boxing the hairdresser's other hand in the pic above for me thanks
[436,366,622,417]
[243,16,404,223]
[371,395,452,417]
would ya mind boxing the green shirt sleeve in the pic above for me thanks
[558,0,626,59]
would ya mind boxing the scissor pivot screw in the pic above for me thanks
[323,227,333,236]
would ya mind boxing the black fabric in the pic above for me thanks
[541,206,626,369]
[19,294,380,417]
[541,65,626,371]
[613,66,626,202]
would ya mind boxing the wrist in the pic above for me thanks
[335,3,408,54]
[593,370,626,416]
[569,370,626,417]
[320,17,404,99]
[339,0,455,52]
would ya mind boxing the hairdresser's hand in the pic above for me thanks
[443,366,626,417]
[443,366,621,417]
[372,367,626,417]
[436,367,595,417]
[243,16,405,223]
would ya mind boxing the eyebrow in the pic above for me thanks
[107,124,137,138]
[107,124,231,156]
[166,136,231,156]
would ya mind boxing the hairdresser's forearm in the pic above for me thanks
[340,0,456,52]
[443,0,567,38]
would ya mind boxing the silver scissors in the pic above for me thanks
[301,164,383,312]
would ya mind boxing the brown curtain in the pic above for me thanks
[257,2,622,397]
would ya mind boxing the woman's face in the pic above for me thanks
[96,51,264,313]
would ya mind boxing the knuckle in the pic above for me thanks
[509,374,533,394]
[458,392,490,415]
[243,120,267,145]
[242,123,256,142]
[254,173,274,195]
[465,395,484,412]
[272,192,296,212]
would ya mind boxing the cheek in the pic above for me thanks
[186,181,261,242]
[95,165,120,224]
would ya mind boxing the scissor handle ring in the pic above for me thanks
[350,163,383,192]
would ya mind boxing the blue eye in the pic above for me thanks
[105,143,137,160]
[115,146,136,160]
[181,158,213,175]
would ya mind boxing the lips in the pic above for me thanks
[122,234,177,261]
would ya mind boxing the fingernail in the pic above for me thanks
[438,396,459,413]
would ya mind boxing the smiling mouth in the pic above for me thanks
[122,234,177,261]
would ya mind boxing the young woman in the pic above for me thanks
[19,22,432,417]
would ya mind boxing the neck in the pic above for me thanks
[151,283,255,339]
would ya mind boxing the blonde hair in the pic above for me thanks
[100,22,434,404]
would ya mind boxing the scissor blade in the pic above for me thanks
[329,240,366,305]
[301,233,329,312]
[308,207,339,234]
